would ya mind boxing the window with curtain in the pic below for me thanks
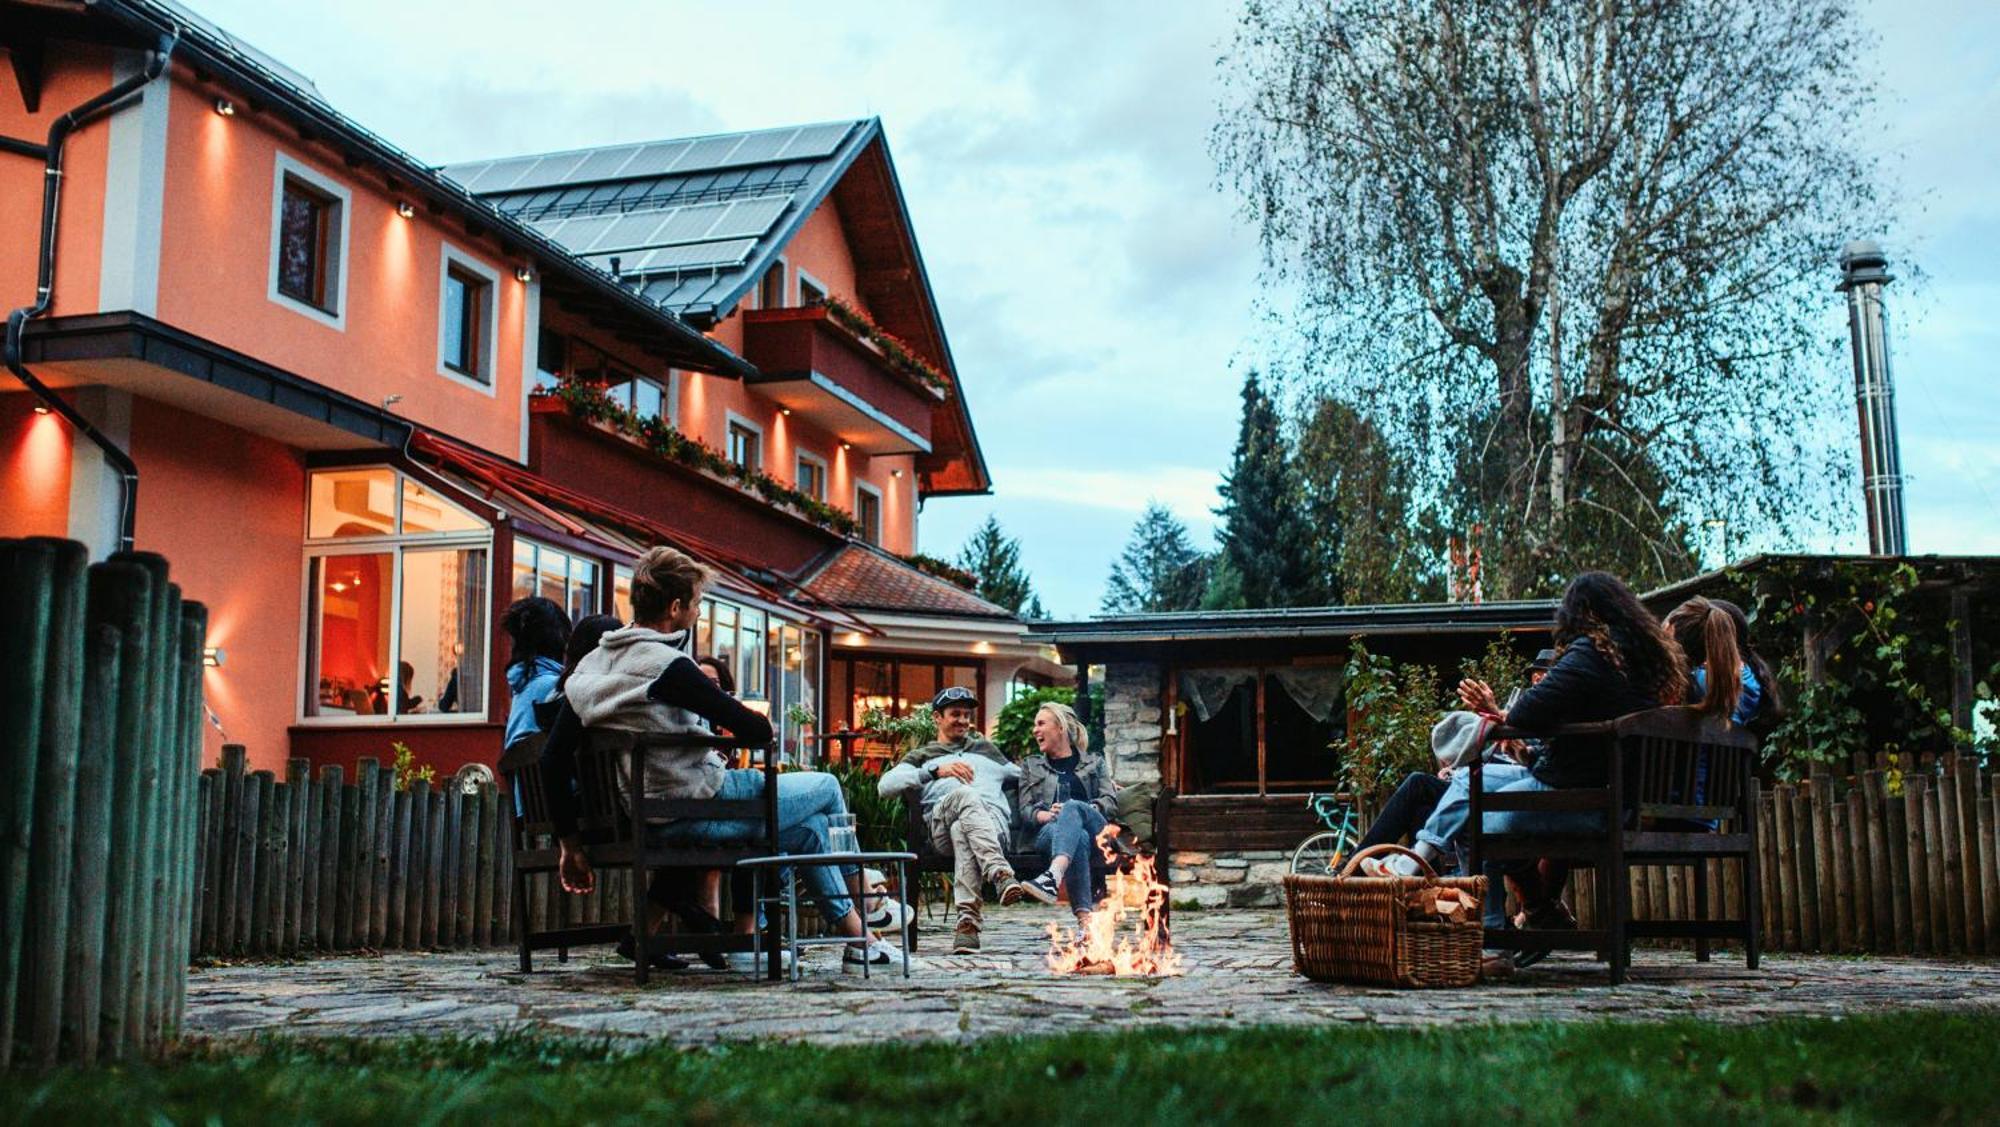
[1177,665,1347,795]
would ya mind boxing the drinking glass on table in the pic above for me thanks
[827,813,859,855]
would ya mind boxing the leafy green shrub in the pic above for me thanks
[389,741,435,792]
[993,686,1075,759]
[859,704,936,755]
[1332,638,1530,800]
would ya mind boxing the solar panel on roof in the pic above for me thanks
[615,141,693,180]
[722,128,795,165]
[524,152,592,189]
[670,135,747,172]
[653,202,730,242]
[568,145,644,184]
[532,213,620,251]
[777,122,852,160]
[593,238,755,274]
[710,196,790,239]
[597,212,673,251]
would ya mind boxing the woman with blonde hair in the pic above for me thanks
[538,546,905,973]
[1004,700,1121,922]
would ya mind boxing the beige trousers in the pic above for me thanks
[925,787,1014,920]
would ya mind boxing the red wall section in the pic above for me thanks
[1,50,114,320]
[129,398,306,772]
[0,393,76,538]
[154,76,526,459]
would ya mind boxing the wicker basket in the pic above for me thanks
[1283,844,1488,988]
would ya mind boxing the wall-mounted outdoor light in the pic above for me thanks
[213,97,235,117]
[203,646,226,668]
[33,404,50,415]
[396,200,415,219]
[514,266,532,283]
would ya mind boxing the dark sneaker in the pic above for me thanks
[1004,871,1060,906]
[951,920,981,953]
[615,935,689,971]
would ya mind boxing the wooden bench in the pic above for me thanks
[506,731,784,983]
[1466,707,1761,985]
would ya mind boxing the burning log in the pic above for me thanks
[1045,826,1184,977]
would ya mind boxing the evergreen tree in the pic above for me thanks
[1295,397,1443,604]
[1214,370,1329,607]
[954,515,1039,616]
[1199,551,1247,610]
[1102,503,1210,613]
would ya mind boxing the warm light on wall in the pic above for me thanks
[971,641,994,655]
[839,631,867,647]
[213,97,235,117]
[396,200,415,219]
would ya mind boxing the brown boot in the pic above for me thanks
[951,917,981,954]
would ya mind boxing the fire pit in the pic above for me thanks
[1044,828,1184,976]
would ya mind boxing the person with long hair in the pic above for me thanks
[538,547,907,974]
[500,596,571,760]
[1005,702,1121,926]
[1458,571,1688,968]
[1664,596,1773,729]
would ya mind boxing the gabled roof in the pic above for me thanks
[799,544,1016,621]
[446,119,991,496]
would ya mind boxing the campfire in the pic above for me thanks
[1044,826,1184,976]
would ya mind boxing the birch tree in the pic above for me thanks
[1215,0,1884,596]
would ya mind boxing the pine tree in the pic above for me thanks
[1102,503,1210,613]
[954,515,1039,616]
[1295,397,1443,603]
[1214,371,1330,607]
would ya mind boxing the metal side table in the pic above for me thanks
[736,851,917,981]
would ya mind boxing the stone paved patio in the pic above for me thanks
[185,905,2000,1046]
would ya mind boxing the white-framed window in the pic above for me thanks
[605,370,677,426]
[726,412,763,472]
[796,268,828,306]
[534,327,566,395]
[796,450,827,501]
[437,243,500,393]
[756,257,788,310]
[854,480,883,545]
[300,466,491,724]
[510,537,600,622]
[268,153,351,330]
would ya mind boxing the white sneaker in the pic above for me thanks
[724,948,795,975]
[865,897,912,932]
[842,938,917,974]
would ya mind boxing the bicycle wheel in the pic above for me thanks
[1289,828,1360,877]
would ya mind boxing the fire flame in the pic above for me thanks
[1044,826,1183,976]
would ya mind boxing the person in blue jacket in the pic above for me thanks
[500,596,571,760]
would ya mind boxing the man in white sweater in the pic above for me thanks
[877,687,1024,952]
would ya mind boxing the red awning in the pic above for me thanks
[409,431,878,636]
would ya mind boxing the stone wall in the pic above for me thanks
[1168,851,1290,909]
[1099,661,1163,786]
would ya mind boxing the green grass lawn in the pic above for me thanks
[4,1008,1995,1125]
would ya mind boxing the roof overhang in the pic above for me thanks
[750,372,930,455]
[1029,600,1559,650]
[19,311,411,450]
[827,608,1041,659]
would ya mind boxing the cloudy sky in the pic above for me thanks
[189,0,2000,617]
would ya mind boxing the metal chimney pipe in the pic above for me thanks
[1836,238,1907,556]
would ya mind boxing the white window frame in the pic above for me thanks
[854,480,884,544]
[754,256,789,309]
[268,152,351,330]
[725,410,764,473]
[663,369,683,429]
[795,267,828,306]
[795,449,828,501]
[436,242,501,396]
[296,466,493,727]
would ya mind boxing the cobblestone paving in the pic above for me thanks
[185,905,2000,1047]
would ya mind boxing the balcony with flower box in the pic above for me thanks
[739,304,948,456]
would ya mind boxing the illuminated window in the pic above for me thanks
[302,467,490,722]
[511,537,599,622]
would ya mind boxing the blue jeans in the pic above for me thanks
[647,769,856,927]
[1478,773,1602,929]
[1033,802,1108,911]
[1414,760,1533,860]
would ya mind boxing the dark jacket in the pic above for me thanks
[1506,636,1664,788]
[1014,749,1119,830]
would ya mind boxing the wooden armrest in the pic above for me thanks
[1485,720,1615,743]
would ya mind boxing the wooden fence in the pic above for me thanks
[1568,756,2000,956]
[2,540,204,1069]
[190,749,637,959]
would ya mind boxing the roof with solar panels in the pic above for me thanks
[444,118,990,496]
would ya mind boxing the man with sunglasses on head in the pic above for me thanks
[878,686,1026,953]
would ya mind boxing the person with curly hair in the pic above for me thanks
[1457,571,1688,969]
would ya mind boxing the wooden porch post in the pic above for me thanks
[1948,583,1974,751]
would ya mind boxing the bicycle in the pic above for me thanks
[1289,792,1363,876]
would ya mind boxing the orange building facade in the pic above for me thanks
[3,1,1050,777]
